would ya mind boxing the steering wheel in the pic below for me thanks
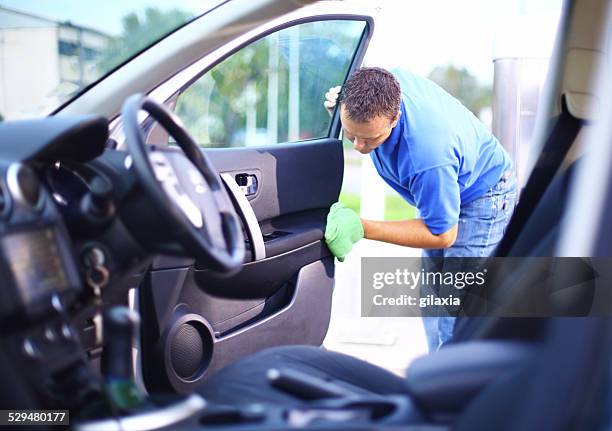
[122,94,244,273]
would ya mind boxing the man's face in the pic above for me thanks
[340,105,400,154]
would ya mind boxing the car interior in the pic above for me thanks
[0,0,611,430]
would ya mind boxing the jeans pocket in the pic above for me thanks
[454,199,498,249]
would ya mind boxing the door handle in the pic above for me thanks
[220,173,266,261]
[235,173,258,197]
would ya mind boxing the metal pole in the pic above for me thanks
[267,33,279,143]
[288,26,300,141]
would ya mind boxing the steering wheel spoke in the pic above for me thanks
[122,94,244,273]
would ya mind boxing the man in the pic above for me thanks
[323,67,517,351]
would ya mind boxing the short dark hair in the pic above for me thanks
[338,67,401,122]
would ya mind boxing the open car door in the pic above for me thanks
[122,4,376,394]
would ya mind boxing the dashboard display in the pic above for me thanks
[1,229,69,304]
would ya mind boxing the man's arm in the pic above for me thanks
[361,218,458,249]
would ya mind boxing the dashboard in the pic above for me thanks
[0,109,245,418]
[0,114,148,413]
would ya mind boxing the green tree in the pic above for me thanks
[98,7,193,71]
[175,39,270,147]
[175,21,363,147]
[427,64,491,117]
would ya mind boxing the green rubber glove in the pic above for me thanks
[324,202,364,262]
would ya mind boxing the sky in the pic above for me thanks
[0,0,563,84]
[364,0,563,84]
[0,0,216,34]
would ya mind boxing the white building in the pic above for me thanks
[0,6,110,120]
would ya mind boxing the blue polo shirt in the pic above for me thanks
[371,69,512,235]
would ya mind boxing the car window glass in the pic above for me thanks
[0,2,219,120]
[174,20,366,148]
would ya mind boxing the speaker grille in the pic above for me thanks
[170,323,204,379]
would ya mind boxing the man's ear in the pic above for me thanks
[390,110,401,128]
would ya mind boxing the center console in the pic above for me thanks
[0,163,100,412]
[76,394,424,431]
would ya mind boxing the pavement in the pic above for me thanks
[322,239,429,377]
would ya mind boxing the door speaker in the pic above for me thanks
[163,312,214,391]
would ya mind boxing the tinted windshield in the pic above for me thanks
[0,0,224,120]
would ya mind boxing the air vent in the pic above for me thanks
[6,163,43,211]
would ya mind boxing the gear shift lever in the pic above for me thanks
[101,306,144,410]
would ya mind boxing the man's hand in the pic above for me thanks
[323,85,341,116]
[324,202,364,262]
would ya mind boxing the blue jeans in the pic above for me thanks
[421,172,517,352]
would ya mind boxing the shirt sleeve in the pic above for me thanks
[409,165,460,235]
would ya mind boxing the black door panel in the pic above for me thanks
[142,258,334,394]
[259,208,328,258]
[141,138,344,393]
[195,238,330,299]
[207,138,344,222]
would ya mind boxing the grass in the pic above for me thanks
[339,192,361,214]
[384,194,417,220]
[339,192,416,221]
